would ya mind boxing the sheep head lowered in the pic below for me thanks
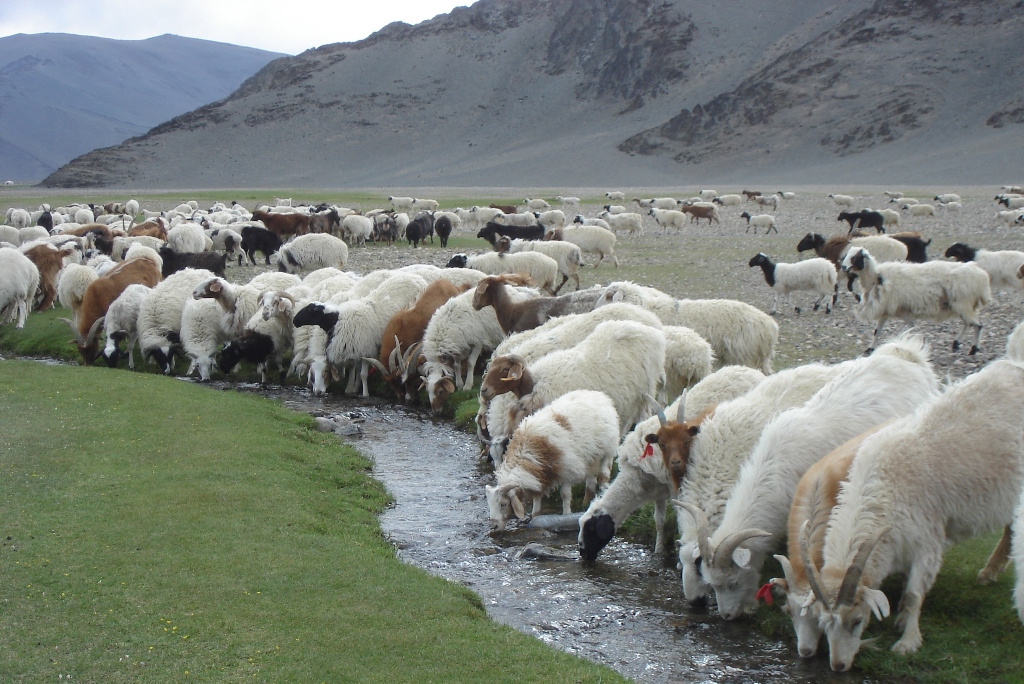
[365,337,422,402]
[479,354,534,402]
[484,482,528,532]
[59,315,105,365]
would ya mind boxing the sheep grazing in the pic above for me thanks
[998,209,1024,226]
[739,212,777,235]
[0,249,40,328]
[545,224,618,268]
[648,208,688,231]
[101,284,150,369]
[690,335,939,621]
[748,253,837,314]
[674,362,841,606]
[595,281,778,374]
[577,366,764,561]
[181,297,227,381]
[808,360,1024,670]
[138,268,215,373]
[277,233,349,274]
[388,196,415,214]
[943,242,1024,294]
[884,191,904,199]
[480,320,666,441]
[485,390,618,531]
[158,246,227,279]
[412,198,440,212]
[828,194,855,208]
[998,196,1024,210]
[501,237,582,293]
[890,197,919,208]
[364,278,472,402]
[842,247,992,354]
[445,251,558,294]
[837,210,885,234]
[341,214,374,248]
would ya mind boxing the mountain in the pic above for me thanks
[41,0,1024,188]
[0,33,282,181]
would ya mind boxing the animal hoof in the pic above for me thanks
[795,307,802,314]
[952,340,961,351]
[863,347,875,357]
[969,345,979,355]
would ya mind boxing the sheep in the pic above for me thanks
[111,235,164,261]
[470,206,505,225]
[748,253,837,315]
[649,207,690,232]
[486,390,619,531]
[596,211,644,237]
[904,203,936,217]
[165,223,206,253]
[74,207,95,224]
[522,198,550,212]
[778,191,797,200]
[388,196,415,214]
[754,194,779,211]
[138,268,215,373]
[605,191,626,202]
[546,224,618,267]
[999,196,1024,210]
[601,204,627,215]
[434,216,453,248]
[888,232,930,263]
[100,284,149,369]
[555,196,580,208]
[412,198,440,212]
[0,249,40,328]
[998,209,1024,226]
[277,233,349,274]
[739,212,777,235]
[341,214,374,248]
[203,227,245,264]
[690,335,940,621]
[884,191,904,199]
[405,215,432,248]
[158,247,226,279]
[219,291,298,384]
[364,278,472,402]
[6,207,32,228]
[712,194,743,207]
[878,207,901,229]
[191,276,269,345]
[766,424,889,658]
[673,362,843,605]
[502,237,582,293]
[445,251,558,294]
[0,226,19,245]
[239,226,282,266]
[479,320,666,439]
[181,297,228,381]
[595,281,778,374]
[577,366,765,561]
[681,203,720,225]
[741,190,762,201]
[797,232,910,300]
[828,194,855,208]
[934,193,961,203]
[837,210,885,234]
[477,220,545,245]
[493,211,538,228]
[806,359,1024,670]
[293,272,428,397]
[937,201,962,212]
[18,226,49,244]
[56,263,98,321]
[841,247,992,354]
[944,242,1024,294]
[86,253,116,277]
[572,214,611,230]
[890,197,920,208]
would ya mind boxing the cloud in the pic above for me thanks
[0,0,470,54]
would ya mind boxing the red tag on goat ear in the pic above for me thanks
[641,444,654,459]
[755,583,773,605]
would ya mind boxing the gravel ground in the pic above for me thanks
[223,186,1022,382]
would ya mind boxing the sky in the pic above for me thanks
[0,0,473,55]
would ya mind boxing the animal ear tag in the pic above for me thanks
[641,442,654,459]
[755,583,774,606]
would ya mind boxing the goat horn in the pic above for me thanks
[364,357,391,377]
[712,527,772,570]
[643,392,667,426]
[773,554,797,594]
[85,315,105,346]
[674,501,710,563]
[675,389,687,423]
[58,317,84,345]
[799,520,830,610]
[389,344,401,374]
[835,525,890,607]
[402,342,422,376]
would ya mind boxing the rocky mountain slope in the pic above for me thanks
[41,0,1024,188]
[0,33,282,181]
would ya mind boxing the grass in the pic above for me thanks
[0,359,625,683]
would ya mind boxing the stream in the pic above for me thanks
[228,382,859,684]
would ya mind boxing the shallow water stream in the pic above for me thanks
[226,382,862,684]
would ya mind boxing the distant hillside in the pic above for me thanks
[0,33,282,181]
[41,0,1024,188]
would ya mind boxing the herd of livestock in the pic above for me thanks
[4,186,1024,673]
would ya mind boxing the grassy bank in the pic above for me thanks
[0,359,624,682]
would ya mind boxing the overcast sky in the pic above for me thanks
[0,0,472,55]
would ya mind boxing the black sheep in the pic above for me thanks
[476,221,544,246]
[434,216,453,248]
[837,210,885,234]
[158,247,227,278]
[239,225,282,265]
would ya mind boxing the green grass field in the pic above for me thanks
[0,360,624,683]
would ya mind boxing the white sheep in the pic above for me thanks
[595,281,778,374]
[572,214,611,230]
[698,190,718,200]
[648,207,688,231]
[138,268,216,373]
[341,214,374,247]
[486,390,619,531]
[602,204,628,215]
[675,362,842,605]
[0,248,40,328]
[904,203,936,217]
[693,335,940,620]
[841,247,992,354]
[809,360,1024,670]
[943,242,1024,294]
[388,196,415,214]
[165,223,206,254]
[532,209,566,229]
[754,194,779,211]
[412,198,440,212]
[445,251,558,293]
[596,211,644,237]
[934,193,961,203]
[577,366,765,561]
[505,238,582,293]
[937,201,962,212]
[828,194,855,208]
[0,225,19,245]
[470,206,505,224]
[74,207,95,225]
[277,233,349,273]
[739,212,777,235]
[748,253,837,315]
[6,208,32,229]
[100,283,149,369]
[493,212,538,227]
[555,196,580,208]
[522,198,550,211]
[554,224,618,267]
[884,191,904,199]
[878,208,901,228]
[605,191,626,202]
[112,235,165,261]
[997,210,1024,226]
[205,228,245,264]
[123,244,163,273]
[713,194,743,207]
[56,263,98,321]
[181,297,228,381]
[18,226,49,245]
[778,191,797,200]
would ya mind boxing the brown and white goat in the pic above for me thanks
[59,254,162,364]
[365,278,470,402]
[23,243,78,311]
